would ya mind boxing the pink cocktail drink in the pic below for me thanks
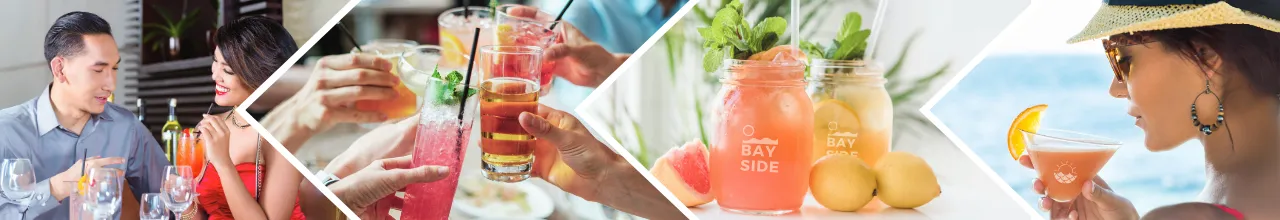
[402,122,472,220]
[494,4,562,96]
[401,64,479,219]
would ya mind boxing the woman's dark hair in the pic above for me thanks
[1126,24,1280,96]
[215,16,298,90]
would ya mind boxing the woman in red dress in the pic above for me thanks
[194,16,306,220]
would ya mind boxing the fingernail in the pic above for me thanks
[432,166,449,173]
[1081,183,1094,200]
[1039,197,1050,211]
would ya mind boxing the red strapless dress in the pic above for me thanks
[197,163,307,220]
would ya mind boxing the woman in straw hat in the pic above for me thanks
[1017,0,1280,219]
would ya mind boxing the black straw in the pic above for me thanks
[457,28,481,122]
[80,149,86,176]
[337,23,362,52]
[546,0,573,31]
[464,0,471,18]
[455,28,482,150]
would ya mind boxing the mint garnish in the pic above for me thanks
[697,0,788,72]
[431,65,478,105]
[800,12,871,60]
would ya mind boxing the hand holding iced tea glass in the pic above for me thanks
[493,4,563,96]
[1021,128,1121,202]
[477,45,543,182]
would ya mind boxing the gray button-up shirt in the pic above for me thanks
[0,86,168,220]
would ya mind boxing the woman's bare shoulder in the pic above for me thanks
[1142,202,1238,220]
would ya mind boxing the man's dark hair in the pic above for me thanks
[44,11,113,66]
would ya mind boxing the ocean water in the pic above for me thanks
[932,53,1207,217]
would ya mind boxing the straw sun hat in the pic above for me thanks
[1067,0,1280,43]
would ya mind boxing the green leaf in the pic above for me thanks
[703,47,725,73]
[726,0,744,15]
[730,39,750,51]
[712,8,740,30]
[834,30,871,60]
[753,17,788,39]
[431,64,442,79]
[825,39,841,59]
[697,27,726,46]
[798,40,825,59]
[445,70,463,83]
[836,12,863,41]
[757,32,779,54]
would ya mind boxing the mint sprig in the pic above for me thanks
[800,12,871,61]
[697,0,788,72]
[430,65,478,105]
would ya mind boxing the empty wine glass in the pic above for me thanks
[162,166,194,218]
[86,168,122,220]
[140,193,168,220]
[0,159,39,207]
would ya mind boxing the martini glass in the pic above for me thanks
[1021,128,1121,202]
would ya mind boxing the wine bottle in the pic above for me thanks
[160,98,181,164]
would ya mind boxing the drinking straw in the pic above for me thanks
[790,0,798,46]
[455,28,482,149]
[457,28,481,122]
[337,23,362,52]
[465,0,471,18]
[546,0,574,31]
[195,103,215,138]
[80,149,86,176]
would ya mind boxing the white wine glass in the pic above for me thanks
[161,166,194,218]
[86,168,122,220]
[140,193,168,220]
[0,159,39,207]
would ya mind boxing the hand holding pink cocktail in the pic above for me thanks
[1021,128,1121,202]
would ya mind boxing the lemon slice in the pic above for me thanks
[77,175,88,195]
[813,99,861,158]
[439,31,469,67]
[494,24,516,45]
[1008,104,1047,160]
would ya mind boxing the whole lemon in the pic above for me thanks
[875,152,941,208]
[809,154,877,212]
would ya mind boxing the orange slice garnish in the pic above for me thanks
[1008,104,1047,160]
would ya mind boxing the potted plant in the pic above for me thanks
[144,3,200,60]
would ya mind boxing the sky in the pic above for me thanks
[991,0,1103,54]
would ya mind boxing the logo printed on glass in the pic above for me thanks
[740,125,781,173]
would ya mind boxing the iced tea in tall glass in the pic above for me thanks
[476,45,543,182]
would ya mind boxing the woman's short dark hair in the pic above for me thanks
[215,16,298,90]
[1126,25,1280,96]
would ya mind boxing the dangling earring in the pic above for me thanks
[1191,80,1224,135]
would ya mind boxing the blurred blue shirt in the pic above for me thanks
[536,0,687,110]
[0,86,168,220]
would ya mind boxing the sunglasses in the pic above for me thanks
[1102,35,1154,82]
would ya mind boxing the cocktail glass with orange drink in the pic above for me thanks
[1021,128,1120,202]
[711,59,814,215]
[493,4,563,96]
[177,128,206,173]
[352,39,421,122]
[476,45,543,182]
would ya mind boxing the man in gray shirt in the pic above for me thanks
[0,11,169,220]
